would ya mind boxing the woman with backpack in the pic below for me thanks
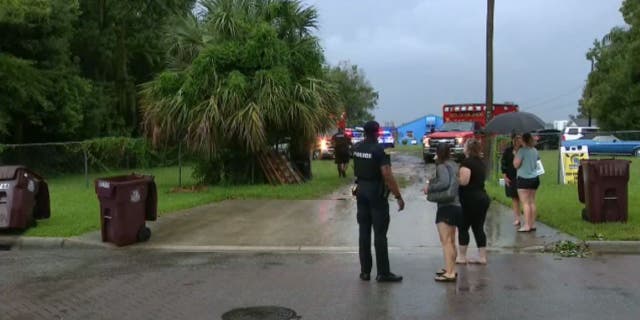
[425,144,461,282]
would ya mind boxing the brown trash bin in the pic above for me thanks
[579,159,631,223]
[95,174,157,246]
[0,166,50,230]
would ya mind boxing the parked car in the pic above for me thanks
[562,126,599,141]
[378,129,395,148]
[532,129,561,150]
[400,136,418,145]
[346,127,365,145]
[313,134,334,160]
[562,135,640,157]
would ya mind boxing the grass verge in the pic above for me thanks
[18,160,349,237]
[486,150,640,241]
[393,144,423,158]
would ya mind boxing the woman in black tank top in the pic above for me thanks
[457,139,491,265]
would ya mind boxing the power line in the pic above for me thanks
[522,85,584,110]
[525,103,578,113]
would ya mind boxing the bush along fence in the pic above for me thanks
[0,137,190,187]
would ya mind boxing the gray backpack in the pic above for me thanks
[427,163,458,203]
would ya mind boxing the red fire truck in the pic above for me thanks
[422,103,519,163]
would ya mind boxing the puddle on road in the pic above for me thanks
[222,306,301,320]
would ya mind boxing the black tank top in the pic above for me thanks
[459,156,486,199]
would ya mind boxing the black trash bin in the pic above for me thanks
[579,159,631,223]
[0,166,50,230]
[577,164,585,204]
[95,174,157,246]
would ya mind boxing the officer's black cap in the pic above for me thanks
[363,121,380,137]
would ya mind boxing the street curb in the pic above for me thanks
[0,236,111,250]
[5,235,640,255]
[586,241,640,254]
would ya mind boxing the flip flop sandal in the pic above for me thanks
[468,260,487,265]
[530,227,537,231]
[434,274,457,282]
[517,228,531,233]
[435,269,447,276]
[455,260,468,265]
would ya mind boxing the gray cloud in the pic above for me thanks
[311,0,625,124]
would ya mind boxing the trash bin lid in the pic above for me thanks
[0,166,25,180]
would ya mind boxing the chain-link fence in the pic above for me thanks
[0,138,189,188]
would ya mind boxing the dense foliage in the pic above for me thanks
[142,0,340,183]
[0,0,89,143]
[324,62,378,127]
[0,0,195,143]
[0,0,378,182]
[581,0,640,130]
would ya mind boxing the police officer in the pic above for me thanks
[332,128,351,177]
[352,120,405,282]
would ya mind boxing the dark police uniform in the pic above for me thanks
[332,132,351,164]
[353,139,391,276]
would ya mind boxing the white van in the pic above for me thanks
[562,126,599,141]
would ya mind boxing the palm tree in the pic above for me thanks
[141,0,338,183]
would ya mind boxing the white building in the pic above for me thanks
[553,120,569,131]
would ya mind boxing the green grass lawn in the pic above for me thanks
[21,160,349,237]
[486,150,640,241]
[393,144,423,158]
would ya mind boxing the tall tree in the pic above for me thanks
[141,0,339,184]
[324,62,378,127]
[71,0,195,136]
[581,0,640,130]
[0,0,92,143]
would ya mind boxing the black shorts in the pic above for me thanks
[516,176,540,190]
[334,151,350,164]
[435,205,462,227]
[504,177,519,198]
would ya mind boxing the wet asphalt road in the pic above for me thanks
[2,249,640,320]
[1,153,639,319]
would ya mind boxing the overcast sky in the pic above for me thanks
[309,0,626,125]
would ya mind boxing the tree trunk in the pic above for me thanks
[485,0,495,123]
[115,25,133,133]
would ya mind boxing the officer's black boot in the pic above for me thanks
[376,273,403,282]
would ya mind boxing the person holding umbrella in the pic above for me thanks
[501,132,522,226]
[513,133,540,232]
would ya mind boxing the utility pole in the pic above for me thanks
[588,59,593,127]
[485,0,495,123]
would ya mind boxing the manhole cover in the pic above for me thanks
[221,306,300,320]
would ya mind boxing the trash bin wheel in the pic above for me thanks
[137,226,151,242]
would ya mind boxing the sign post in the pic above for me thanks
[559,145,589,184]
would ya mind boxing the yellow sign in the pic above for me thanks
[560,146,589,184]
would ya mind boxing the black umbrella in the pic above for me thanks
[484,111,546,134]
